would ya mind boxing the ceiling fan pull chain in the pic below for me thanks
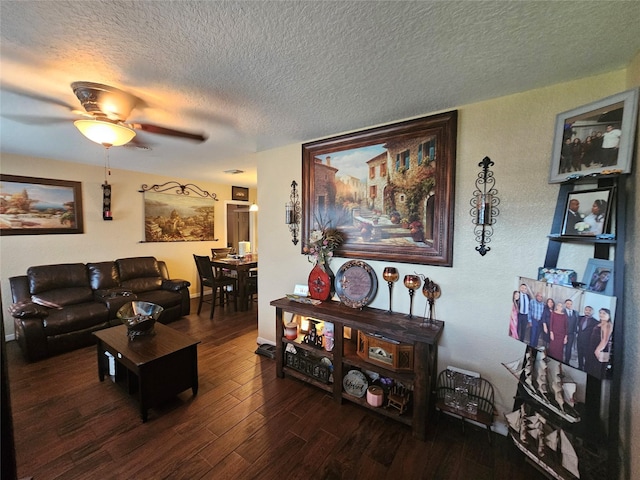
[103,147,111,183]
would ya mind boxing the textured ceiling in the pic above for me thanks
[1,1,639,187]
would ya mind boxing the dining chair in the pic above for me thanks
[211,247,233,258]
[211,247,236,279]
[193,254,237,319]
[247,268,258,301]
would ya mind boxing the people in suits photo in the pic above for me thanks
[563,299,580,364]
[516,283,531,343]
[563,198,582,234]
[577,305,599,371]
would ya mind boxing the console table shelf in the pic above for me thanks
[271,297,444,440]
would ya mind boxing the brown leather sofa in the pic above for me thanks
[9,257,190,361]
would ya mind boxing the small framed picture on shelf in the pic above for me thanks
[537,267,577,286]
[582,259,614,297]
[548,87,639,184]
[560,187,614,237]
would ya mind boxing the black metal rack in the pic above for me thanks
[513,176,626,479]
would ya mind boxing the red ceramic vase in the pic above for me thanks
[308,263,334,301]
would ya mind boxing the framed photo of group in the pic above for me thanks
[508,276,616,379]
[548,87,639,184]
[301,111,458,266]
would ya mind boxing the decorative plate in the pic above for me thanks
[343,369,368,398]
[335,260,378,308]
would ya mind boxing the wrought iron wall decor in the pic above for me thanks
[470,156,499,256]
[286,180,301,245]
[138,181,218,200]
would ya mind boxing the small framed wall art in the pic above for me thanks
[232,186,249,201]
[582,258,614,297]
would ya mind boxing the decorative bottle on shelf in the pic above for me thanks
[308,261,334,301]
[304,227,343,301]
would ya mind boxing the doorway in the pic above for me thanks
[225,200,259,255]
[226,203,250,253]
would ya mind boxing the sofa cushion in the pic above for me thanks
[87,262,120,290]
[42,302,110,336]
[121,277,163,293]
[28,263,89,294]
[116,257,163,293]
[116,257,160,281]
[32,287,94,307]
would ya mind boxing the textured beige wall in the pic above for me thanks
[256,70,628,436]
[0,156,256,336]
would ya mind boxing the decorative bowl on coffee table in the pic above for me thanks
[117,301,164,340]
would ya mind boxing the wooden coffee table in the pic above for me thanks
[94,323,200,422]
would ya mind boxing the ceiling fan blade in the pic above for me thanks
[2,114,71,125]
[1,85,76,111]
[123,136,152,150]
[129,123,207,142]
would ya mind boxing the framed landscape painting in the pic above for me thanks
[0,174,84,235]
[549,88,639,184]
[301,111,457,266]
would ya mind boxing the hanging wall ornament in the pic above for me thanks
[102,182,112,220]
[102,146,113,220]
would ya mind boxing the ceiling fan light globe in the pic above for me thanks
[74,119,136,146]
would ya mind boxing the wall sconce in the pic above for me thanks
[470,156,499,256]
[286,180,301,245]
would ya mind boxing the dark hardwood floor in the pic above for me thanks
[6,298,544,479]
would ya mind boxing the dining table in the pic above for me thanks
[210,255,258,311]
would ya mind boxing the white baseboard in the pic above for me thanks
[256,336,275,346]
[5,333,15,342]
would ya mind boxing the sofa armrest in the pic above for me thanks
[161,279,191,292]
[14,316,48,362]
[9,301,49,319]
[161,279,191,316]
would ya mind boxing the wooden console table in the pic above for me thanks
[270,297,444,440]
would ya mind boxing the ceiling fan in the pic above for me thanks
[4,81,208,148]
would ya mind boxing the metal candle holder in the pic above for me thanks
[286,180,301,245]
[470,156,500,256]
[421,277,442,329]
[403,274,421,319]
[382,267,399,313]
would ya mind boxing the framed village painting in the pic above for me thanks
[301,111,457,266]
